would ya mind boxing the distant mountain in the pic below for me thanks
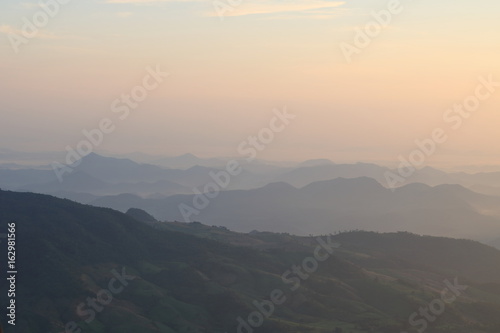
[404,166,458,186]
[71,153,261,190]
[3,189,500,332]
[274,162,388,188]
[109,179,189,196]
[490,238,500,249]
[0,168,55,190]
[91,177,500,243]
[450,171,500,187]
[21,171,108,193]
[6,152,500,200]
[50,191,100,204]
[297,158,335,167]
[21,170,191,198]
[90,193,149,212]
[273,162,457,189]
[73,152,171,183]
[6,153,258,199]
[107,151,294,174]
[0,162,49,169]
[469,184,500,197]
[107,151,228,168]
[152,153,227,169]
[0,148,65,166]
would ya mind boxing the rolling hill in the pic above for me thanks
[2,190,500,332]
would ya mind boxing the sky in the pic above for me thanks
[1,0,499,166]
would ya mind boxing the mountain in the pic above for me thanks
[126,207,158,224]
[107,151,294,175]
[156,222,500,284]
[72,153,261,190]
[273,162,459,189]
[0,168,55,190]
[19,169,190,198]
[297,159,335,167]
[152,153,227,169]
[108,179,190,196]
[0,153,174,190]
[274,163,389,188]
[404,166,458,186]
[490,238,500,249]
[450,171,500,187]
[73,152,173,183]
[7,153,500,204]
[21,171,108,193]
[2,189,500,332]
[91,177,500,243]
[9,153,256,198]
[469,184,500,197]
[50,191,100,204]
[7,151,500,196]
[0,148,65,166]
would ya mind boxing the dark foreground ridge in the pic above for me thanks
[1,189,500,332]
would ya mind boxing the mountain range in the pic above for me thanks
[91,177,500,247]
[5,152,500,198]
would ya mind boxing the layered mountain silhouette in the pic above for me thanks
[5,152,500,201]
[91,177,500,244]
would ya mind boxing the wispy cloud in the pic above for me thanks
[103,0,348,20]
[0,25,61,39]
[205,1,346,18]
[105,0,202,3]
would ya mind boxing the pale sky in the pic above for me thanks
[1,0,499,166]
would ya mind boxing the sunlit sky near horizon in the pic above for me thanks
[1,0,499,166]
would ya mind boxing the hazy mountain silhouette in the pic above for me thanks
[91,177,500,243]
[0,168,54,189]
[74,153,260,189]
[17,168,189,197]
[274,163,388,188]
[22,171,108,193]
[152,153,226,169]
[297,158,335,167]
[273,162,459,188]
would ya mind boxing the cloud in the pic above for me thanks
[103,0,347,20]
[206,1,346,18]
[0,25,22,35]
[105,0,201,3]
[0,25,60,39]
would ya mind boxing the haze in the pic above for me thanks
[1,0,500,168]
